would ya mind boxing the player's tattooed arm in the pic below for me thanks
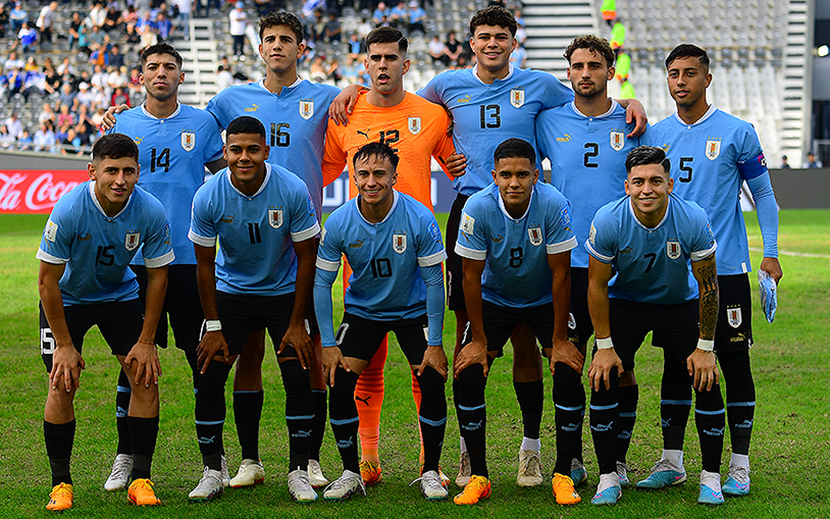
[39,260,85,392]
[692,253,719,341]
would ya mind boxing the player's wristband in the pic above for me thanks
[697,338,715,352]
[138,339,155,346]
[596,337,614,350]
[205,320,222,332]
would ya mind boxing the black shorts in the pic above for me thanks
[568,267,594,346]
[214,291,304,359]
[335,312,430,365]
[608,299,699,372]
[40,299,144,372]
[714,274,753,353]
[132,264,203,352]
[461,301,552,357]
[445,193,469,311]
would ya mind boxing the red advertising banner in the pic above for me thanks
[0,170,88,214]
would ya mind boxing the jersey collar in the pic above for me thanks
[472,63,515,85]
[672,104,717,126]
[226,162,272,198]
[497,184,534,222]
[258,76,303,94]
[140,102,181,119]
[88,180,132,219]
[355,190,399,225]
[570,99,619,118]
[628,193,671,231]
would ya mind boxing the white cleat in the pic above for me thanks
[411,470,448,500]
[323,470,366,501]
[230,458,265,488]
[455,451,471,487]
[220,455,230,487]
[307,459,329,488]
[104,453,133,491]
[517,449,544,487]
[287,469,318,502]
[188,467,224,501]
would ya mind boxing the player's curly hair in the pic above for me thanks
[92,133,139,163]
[365,26,408,54]
[494,138,535,165]
[259,11,304,43]
[353,141,400,171]
[469,6,517,38]
[665,43,710,70]
[227,116,266,139]
[564,35,615,68]
[625,146,671,175]
[140,43,183,70]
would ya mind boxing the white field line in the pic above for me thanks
[748,247,830,259]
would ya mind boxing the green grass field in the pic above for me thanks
[1,210,828,518]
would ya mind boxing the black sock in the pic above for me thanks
[553,364,585,475]
[719,350,755,455]
[233,390,264,461]
[589,372,620,475]
[116,369,132,455]
[281,359,313,471]
[660,355,692,451]
[513,379,543,440]
[330,368,360,473]
[44,420,75,487]
[309,389,327,461]
[196,361,232,470]
[453,364,488,478]
[617,384,638,463]
[695,384,725,473]
[416,367,447,473]
[129,416,159,480]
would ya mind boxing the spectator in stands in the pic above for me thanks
[0,124,14,148]
[408,1,426,34]
[18,22,38,53]
[18,129,32,150]
[217,65,233,92]
[59,81,76,107]
[444,31,462,64]
[111,85,130,107]
[327,57,342,83]
[347,33,363,58]
[36,1,57,51]
[357,17,372,37]
[514,9,526,45]
[24,56,38,72]
[9,2,26,35]
[510,43,527,68]
[324,11,341,43]
[780,155,790,169]
[88,2,107,29]
[173,0,192,39]
[156,11,173,41]
[5,112,22,139]
[57,57,74,77]
[33,121,57,153]
[373,2,390,26]
[38,102,56,125]
[58,103,75,127]
[123,5,139,26]
[4,51,23,74]
[44,60,61,95]
[91,64,108,92]
[127,66,142,96]
[109,44,125,69]
[429,34,448,66]
[75,81,94,108]
[103,5,123,33]
[55,119,68,143]
[342,55,359,83]
[229,1,247,60]
[0,5,9,39]
[68,12,83,51]
[310,54,327,82]
[389,1,408,28]
[803,152,823,169]
[254,0,273,17]
[60,128,83,155]
[21,69,46,102]
[125,21,140,45]
[86,24,109,57]
[5,67,23,100]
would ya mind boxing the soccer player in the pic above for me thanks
[452,138,579,505]
[641,44,782,496]
[585,145,724,505]
[314,142,449,501]
[104,42,226,492]
[37,134,173,510]
[535,34,641,488]
[321,25,456,485]
[205,11,340,489]
[186,116,320,502]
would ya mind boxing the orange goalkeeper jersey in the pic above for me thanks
[322,91,455,210]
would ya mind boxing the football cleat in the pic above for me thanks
[453,475,491,505]
[636,458,687,489]
[570,458,588,487]
[616,461,632,487]
[307,459,329,488]
[46,483,73,511]
[410,470,448,500]
[516,449,543,487]
[188,467,224,502]
[128,478,161,506]
[722,464,750,496]
[230,458,265,488]
[104,453,133,491]
[698,470,724,505]
[220,455,230,487]
[287,469,318,502]
[591,473,622,505]
[323,470,366,501]
[455,451,471,487]
[552,473,581,505]
[419,462,450,487]
[359,459,382,486]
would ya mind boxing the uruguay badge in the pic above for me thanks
[528,226,543,246]
[727,306,742,328]
[268,209,283,229]
[666,240,681,260]
[181,132,195,151]
[393,233,407,253]
[408,116,421,135]
[610,131,625,151]
[510,88,525,108]
[706,139,721,160]
[125,231,141,251]
[300,100,314,120]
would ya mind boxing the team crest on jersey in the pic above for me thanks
[528,226,543,246]
[268,209,283,229]
[181,132,195,152]
[408,116,421,135]
[706,139,721,160]
[568,312,576,330]
[125,231,140,251]
[460,213,475,236]
[510,89,525,108]
[666,240,681,260]
[727,306,742,328]
[610,131,625,151]
[299,100,314,120]
[393,233,407,254]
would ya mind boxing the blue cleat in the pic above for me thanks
[591,474,622,505]
[616,462,631,488]
[698,483,724,505]
[635,459,686,489]
[570,458,588,487]
[722,465,750,496]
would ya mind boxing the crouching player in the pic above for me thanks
[585,146,725,505]
[187,116,320,502]
[453,138,581,505]
[37,133,173,510]
[315,142,449,501]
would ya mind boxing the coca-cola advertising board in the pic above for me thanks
[0,170,88,214]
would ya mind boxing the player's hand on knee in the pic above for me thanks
[321,346,350,387]
[197,331,229,374]
[453,340,489,380]
[126,340,161,388]
[50,345,85,392]
[687,349,719,392]
[279,324,313,370]
[446,153,467,178]
[547,338,585,376]
[418,345,448,381]
[587,349,623,392]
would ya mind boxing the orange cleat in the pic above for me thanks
[128,478,161,506]
[46,483,73,511]
[453,475,491,505]
[359,460,383,486]
[552,473,582,505]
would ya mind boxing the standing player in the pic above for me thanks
[186,116,320,502]
[535,34,641,488]
[452,138,579,505]
[321,25,456,485]
[38,134,173,510]
[103,42,226,492]
[205,11,340,489]
[641,44,782,495]
[585,146,724,505]
[314,142,449,501]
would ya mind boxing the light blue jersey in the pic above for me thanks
[645,105,770,275]
[417,65,574,196]
[188,163,320,296]
[37,182,174,305]
[586,194,717,304]
[111,103,224,265]
[537,100,639,268]
[316,191,447,322]
[206,78,339,220]
[455,182,577,307]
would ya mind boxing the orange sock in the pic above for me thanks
[412,371,424,464]
[356,337,387,460]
